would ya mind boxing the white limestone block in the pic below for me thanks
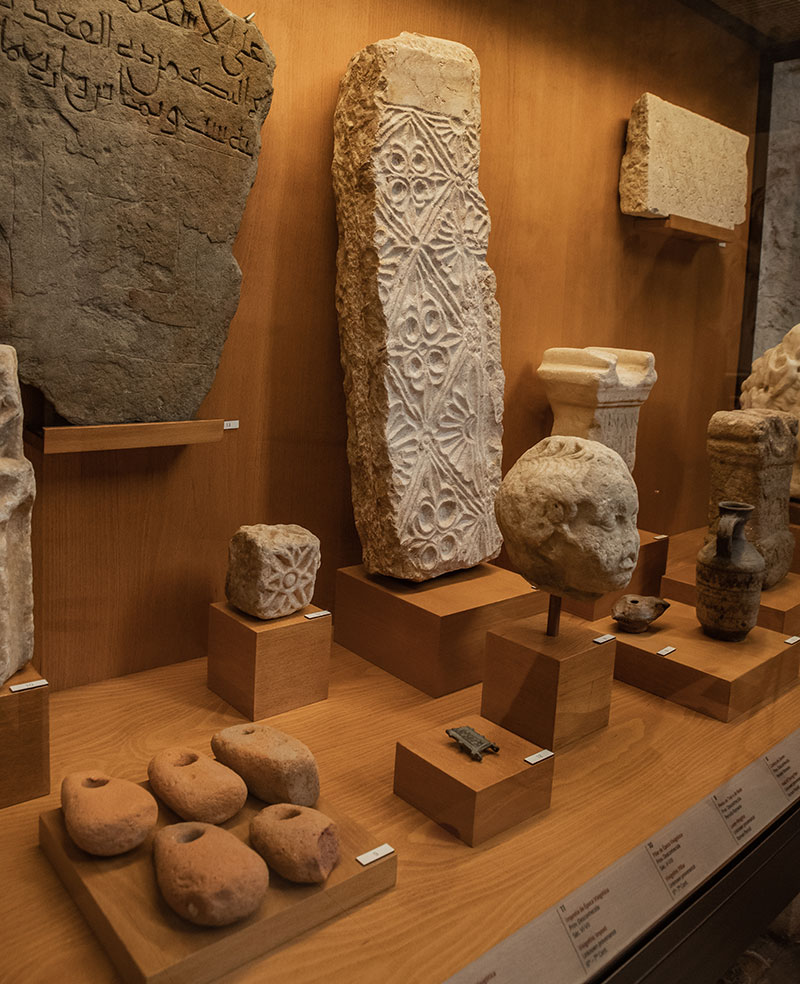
[619,92,749,230]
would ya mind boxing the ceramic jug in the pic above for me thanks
[696,501,765,641]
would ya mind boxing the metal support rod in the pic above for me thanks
[546,593,561,638]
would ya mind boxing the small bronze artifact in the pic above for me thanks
[446,726,499,762]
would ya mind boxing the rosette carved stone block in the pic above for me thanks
[619,92,749,230]
[741,323,800,497]
[706,408,797,589]
[332,32,504,581]
[537,347,656,471]
[0,0,275,423]
[0,346,35,687]
[225,525,321,620]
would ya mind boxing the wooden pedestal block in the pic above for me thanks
[564,530,669,621]
[603,600,800,722]
[0,663,50,809]
[393,714,553,846]
[334,563,547,697]
[481,612,615,750]
[207,603,330,721]
[661,528,800,635]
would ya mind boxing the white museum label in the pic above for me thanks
[656,646,676,657]
[765,752,800,801]
[356,843,395,866]
[304,610,331,620]
[9,678,48,693]
[525,749,554,766]
[593,634,615,645]
[223,419,240,430]
[652,534,668,540]
[785,636,800,645]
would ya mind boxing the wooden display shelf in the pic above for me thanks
[24,419,226,454]
[207,602,331,720]
[661,527,800,635]
[0,662,49,809]
[633,214,740,243]
[564,530,669,621]
[393,714,553,846]
[39,792,396,984]
[334,563,547,697]
[598,600,800,722]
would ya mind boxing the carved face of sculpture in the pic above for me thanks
[495,436,639,601]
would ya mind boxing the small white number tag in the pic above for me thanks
[304,610,331,620]
[593,634,615,645]
[223,419,240,430]
[9,678,48,693]
[356,843,394,866]
[525,749,554,766]
[657,646,676,657]
[785,636,800,645]
[653,534,668,540]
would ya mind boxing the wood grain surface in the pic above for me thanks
[3,643,800,983]
[25,0,760,688]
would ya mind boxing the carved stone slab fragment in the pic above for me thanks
[225,524,321,620]
[537,347,656,471]
[706,408,797,589]
[0,0,275,423]
[332,32,503,581]
[741,323,800,498]
[0,346,35,686]
[619,92,749,230]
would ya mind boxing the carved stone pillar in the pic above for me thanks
[536,347,656,471]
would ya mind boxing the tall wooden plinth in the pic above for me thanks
[393,714,553,846]
[481,613,616,751]
[564,531,669,621]
[603,601,800,722]
[334,564,546,697]
[661,527,800,635]
[0,663,50,809]
[207,603,330,721]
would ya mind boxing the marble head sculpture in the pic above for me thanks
[495,436,639,601]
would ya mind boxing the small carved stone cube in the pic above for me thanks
[225,525,321,620]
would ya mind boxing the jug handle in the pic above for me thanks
[716,512,739,559]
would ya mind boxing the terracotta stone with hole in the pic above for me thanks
[153,822,269,926]
[147,747,247,824]
[250,804,340,883]
[211,723,320,806]
[61,771,158,856]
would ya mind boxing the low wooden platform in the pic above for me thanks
[0,663,50,809]
[39,791,396,984]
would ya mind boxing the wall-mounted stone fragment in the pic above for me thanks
[250,803,340,883]
[225,525,320,619]
[147,746,247,824]
[0,0,275,423]
[62,771,158,855]
[537,347,656,471]
[332,32,504,581]
[211,723,320,806]
[620,93,749,230]
[154,822,269,926]
[0,347,35,686]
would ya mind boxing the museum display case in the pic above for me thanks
[2,0,800,981]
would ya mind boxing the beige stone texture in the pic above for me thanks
[619,92,749,230]
[61,770,158,856]
[250,803,340,884]
[147,746,247,824]
[537,347,656,471]
[153,822,269,926]
[211,723,320,806]
[495,436,639,602]
[0,0,274,423]
[332,32,504,581]
[741,323,800,497]
[0,347,35,687]
[225,524,320,620]
[706,408,797,589]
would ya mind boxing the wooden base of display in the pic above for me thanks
[564,530,669,621]
[481,612,615,750]
[39,793,396,984]
[393,714,553,846]
[0,663,49,809]
[661,528,800,635]
[601,601,800,722]
[333,563,546,697]
[634,214,739,243]
[207,603,331,720]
